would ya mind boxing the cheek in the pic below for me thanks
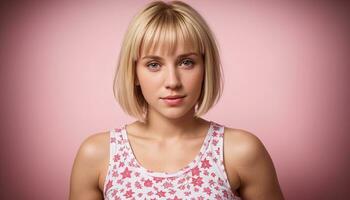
[136,70,160,97]
[185,70,204,94]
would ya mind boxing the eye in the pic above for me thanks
[180,58,195,68]
[146,62,161,71]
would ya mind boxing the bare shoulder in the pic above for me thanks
[78,132,110,162]
[224,127,268,166]
[223,127,284,199]
[72,131,110,171]
[69,131,110,200]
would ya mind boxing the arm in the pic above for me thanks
[225,129,284,200]
[69,133,109,200]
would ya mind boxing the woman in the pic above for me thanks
[69,1,284,199]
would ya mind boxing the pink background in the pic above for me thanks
[1,0,349,199]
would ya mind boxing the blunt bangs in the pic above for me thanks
[134,7,204,60]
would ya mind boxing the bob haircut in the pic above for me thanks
[113,0,223,122]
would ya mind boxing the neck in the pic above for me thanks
[140,107,206,141]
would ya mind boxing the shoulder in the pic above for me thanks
[69,131,111,199]
[71,131,110,180]
[75,131,110,167]
[223,127,272,184]
[224,127,268,167]
[223,127,284,199]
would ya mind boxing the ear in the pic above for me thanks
[135,78,140,86]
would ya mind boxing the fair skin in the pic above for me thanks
[69,42,284,199]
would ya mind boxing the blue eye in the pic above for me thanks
[180,59,194,68]
[146,62,160,71]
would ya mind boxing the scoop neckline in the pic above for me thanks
[120,121,213,178]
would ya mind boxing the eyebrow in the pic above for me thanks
[141,52,199,60]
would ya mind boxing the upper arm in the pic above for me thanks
[69,132,109,200]
[225,129,284,200]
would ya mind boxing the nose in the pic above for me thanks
[165,66,182,90]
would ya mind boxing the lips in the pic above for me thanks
[160,95,186,106]
[161,95,186,99]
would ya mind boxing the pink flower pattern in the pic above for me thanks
[103,121,241,199]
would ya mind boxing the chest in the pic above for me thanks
[129,135,205,173]
[99,130,241,198]
[103,152,237,200]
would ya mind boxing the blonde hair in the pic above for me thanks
[113,1,223,122]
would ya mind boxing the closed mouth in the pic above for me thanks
[161,95,186,99]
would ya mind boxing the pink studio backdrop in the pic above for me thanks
[1,0,349,199]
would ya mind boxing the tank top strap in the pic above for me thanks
[210,121,225,163]
[108,127,128,166]
[104,127,130,196]
[206,122,235,194]
[206,121,225,159]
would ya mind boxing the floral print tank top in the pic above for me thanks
[103,121,241,199]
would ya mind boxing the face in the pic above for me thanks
[135,42,204,120]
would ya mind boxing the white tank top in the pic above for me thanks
[103,121,241,199]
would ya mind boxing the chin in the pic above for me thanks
[158,107,195,119]
[163,113,187,119]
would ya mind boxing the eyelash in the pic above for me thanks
[146,59,195,71]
